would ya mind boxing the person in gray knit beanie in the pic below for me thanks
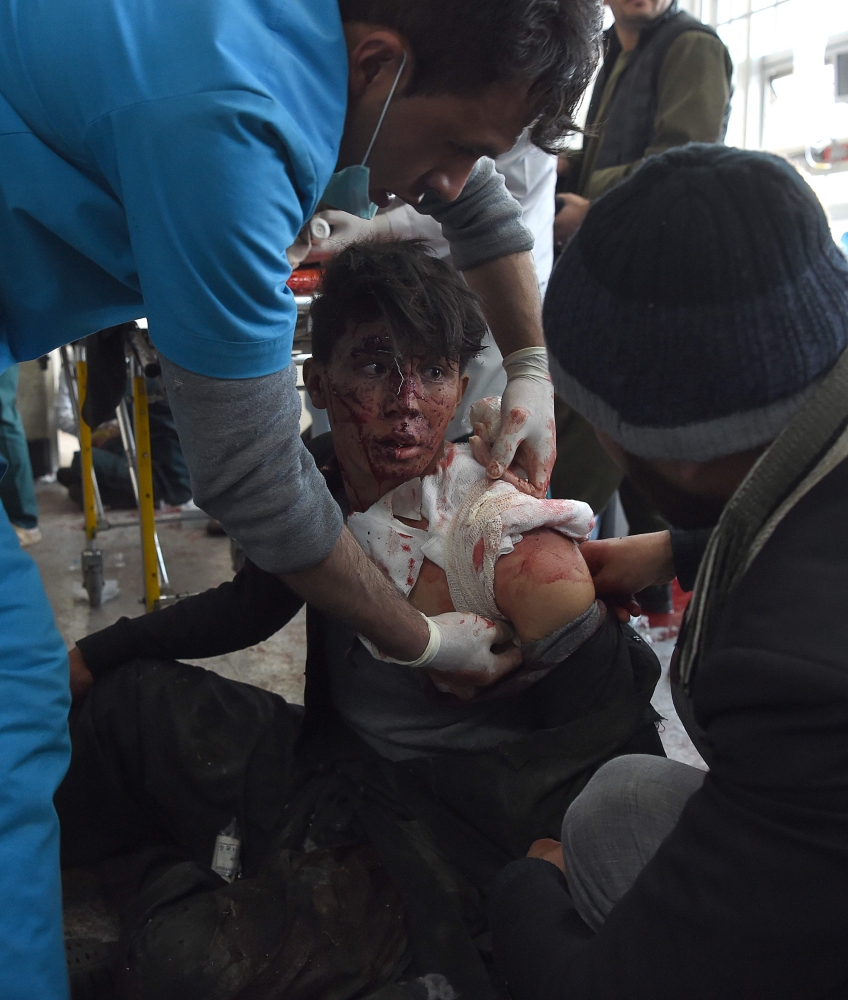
[490,144,848,1000]
[544,142,848,465]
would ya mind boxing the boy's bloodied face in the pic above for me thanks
[305,319,467,511]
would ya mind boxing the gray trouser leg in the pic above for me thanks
[561,754,706,930]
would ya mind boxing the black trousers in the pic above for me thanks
[58,625,663,999]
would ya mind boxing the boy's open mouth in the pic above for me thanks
[372,429,432,462]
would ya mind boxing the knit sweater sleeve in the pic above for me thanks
[414,158,534,271]
[584,31,731,200]
[159,356,343,575]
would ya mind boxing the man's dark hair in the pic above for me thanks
[310,239,487,372]
[337,0,602,152]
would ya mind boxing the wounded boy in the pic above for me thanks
[61,240,663,1000]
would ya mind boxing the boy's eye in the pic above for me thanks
[423,366,446,381]
[362,362,388,377]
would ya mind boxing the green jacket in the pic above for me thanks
[569,19,731,200]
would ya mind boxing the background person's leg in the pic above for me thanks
[0,366,40,533]
[561,754,705,930]
[0,495,71,999]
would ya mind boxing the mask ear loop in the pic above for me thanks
[361,51,408,167]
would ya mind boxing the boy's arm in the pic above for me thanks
[75,560,304,680]
[494,529,596,643]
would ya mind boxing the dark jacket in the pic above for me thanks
[75,436,665,999]
[78,436,662,760]
[490,455,848,999]
[571,6,732,200]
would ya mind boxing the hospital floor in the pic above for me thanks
[25,478,705,945]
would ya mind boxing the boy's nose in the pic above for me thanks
[386,368,424,411]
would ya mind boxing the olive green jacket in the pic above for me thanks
[568,29,732,201]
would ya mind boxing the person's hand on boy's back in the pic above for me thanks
[580,532,675,622]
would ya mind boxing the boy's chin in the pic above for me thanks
[366,450,438,484]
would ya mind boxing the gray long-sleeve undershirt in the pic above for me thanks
[160,357,343,575]
[416,157,534,271]
[163,163,533,573]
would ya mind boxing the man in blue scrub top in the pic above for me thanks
[0,0,601,994]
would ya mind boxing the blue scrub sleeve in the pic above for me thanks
[0,497,70,999]
[87,91,310,380]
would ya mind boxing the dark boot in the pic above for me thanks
[67,938,118,1000]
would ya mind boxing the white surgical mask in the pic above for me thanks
[322,52,407,219]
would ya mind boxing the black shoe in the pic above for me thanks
[66,938,117,1000]
[634,582,673,615]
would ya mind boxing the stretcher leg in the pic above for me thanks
[132,371,161,612]
[74,354,104,609]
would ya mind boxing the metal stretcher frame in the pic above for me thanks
[60,340,202,611]
[63,291,315,607]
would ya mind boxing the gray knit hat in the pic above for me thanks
[544,143,848,461]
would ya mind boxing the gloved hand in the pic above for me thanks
[360,612,522,701]
[304,209,393,263]
[467,351,556,499]
[286,223,312,269]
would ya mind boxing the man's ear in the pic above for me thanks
[303,359,328,410]
[345,28,411,100]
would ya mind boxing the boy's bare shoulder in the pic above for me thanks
[493,529,596,643]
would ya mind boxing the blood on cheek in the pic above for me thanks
[326,370,455,490]
[325,375,427,501]
[324,378,384,507]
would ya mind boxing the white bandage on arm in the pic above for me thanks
[348,442,594,659]
[444,476,594,622]
[445,479,522,621]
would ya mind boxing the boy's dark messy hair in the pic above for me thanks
[337,0,602,152]
[310,239,487,372]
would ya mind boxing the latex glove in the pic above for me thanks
[304,209,393,263]
[473,349,556,498]
[360,612,522,701]
[286,223,312,269]
[468,395,532,497]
